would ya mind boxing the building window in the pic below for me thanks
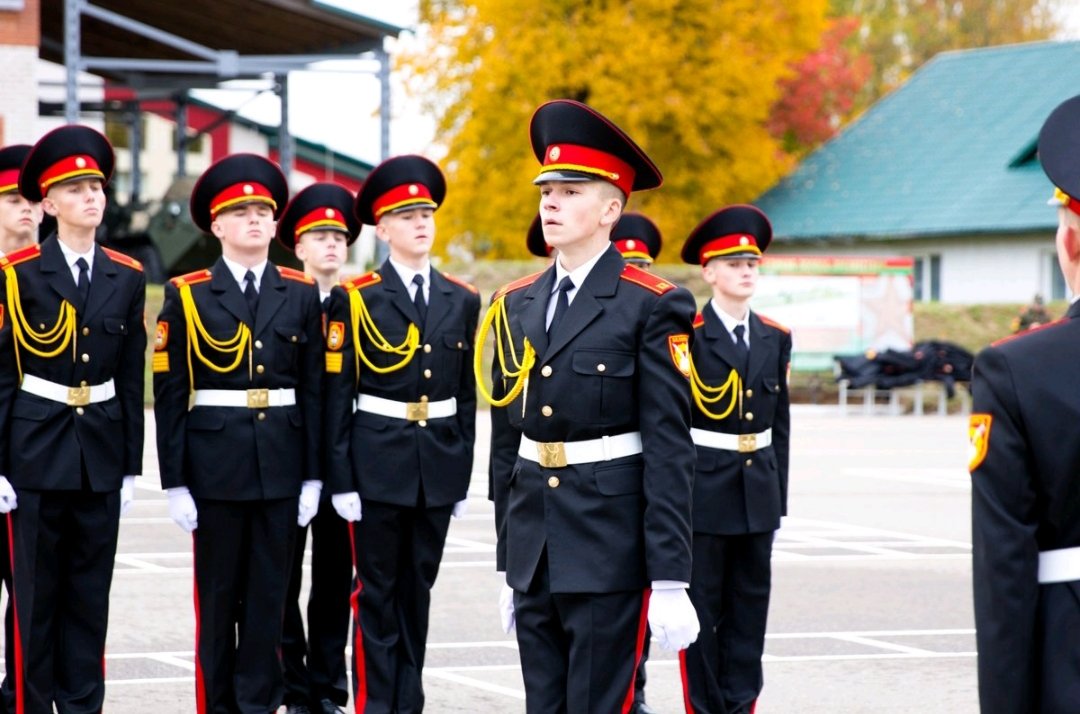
[104,116,146,151]
[913,254,941,302]
[1050,253,1067,301]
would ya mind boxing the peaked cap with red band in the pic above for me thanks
[276,182,360,251]
[681,204,772,265]
[526,214,550,258]
[354,154,445,226]
[530,99,662,196]
[19,125,114,202]
[189,153,288,233]
[0,144,31,196]
[1039,94,1080,216]
[612,212,662,263]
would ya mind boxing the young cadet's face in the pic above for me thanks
[0,191,43,250]
[295,229,348,275]
[376,207,435,263]
[703,256,760,301]
[538,180,620,249]
[42,178,105,231]
[211,202,276,254]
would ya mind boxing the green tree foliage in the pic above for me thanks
[405,0,827,261]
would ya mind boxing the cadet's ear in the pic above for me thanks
[1061,208,1080,261]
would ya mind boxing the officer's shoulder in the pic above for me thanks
[990,318,1069,349]
[278,266,315,285]
[340,270,382,292]
[693,312,705,329]
[442,272,478,294]
[493,270,544,301]
[619,264,677,295]
[169,268,212,288]
[0,244,41,270]
[756,312,791,334]
[101,247,143,272]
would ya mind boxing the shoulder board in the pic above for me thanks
[757,313,791,334]
[493,271,544,301]
[443,272,479,294]
[341,271,382,292]
[170,269,212,288]
[101,247,143,272]
[620,264,676,295]
[693,313,705,329]
[0,245,41,270]
[991,318,1067,347]
[278,266,315,285]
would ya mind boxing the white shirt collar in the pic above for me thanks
[388,257,431,292]
[57,239,95,271]
[553,243,609,296]
[710,300,751,343]
[221,256,267,289]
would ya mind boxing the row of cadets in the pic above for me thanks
[0,126,146,713]
[276,183,359,714]
[322,155,480,713]
[679,205,791,714]
[152,154,325,713]
[480,99,701,712]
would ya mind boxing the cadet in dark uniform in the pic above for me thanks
[153,154,323,714]
[0,125,145,714]
[323,155,479,714]
[970,94,1080,714]
[276,183,358,714]
[482,99,700,713]
[677,205,791,714]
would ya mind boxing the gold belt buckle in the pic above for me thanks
[66,386,91,407]
[246,388,270,409]
[738,433,757,453]
[536,442,567,468]
[406,401,429,421]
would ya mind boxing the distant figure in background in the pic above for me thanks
[1011,293,1052,334]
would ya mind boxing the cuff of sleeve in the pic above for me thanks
[650,580,689,590]
[166,486,190,496]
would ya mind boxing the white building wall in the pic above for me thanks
[0,45,37,143]
[228,124,269,155]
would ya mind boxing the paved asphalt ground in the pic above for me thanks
[57,405,975,712]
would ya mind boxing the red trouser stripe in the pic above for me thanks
[192,534,206,714]
[7,514,23,714]
[348,521,367,713]
[620,589,652,714]
[679,648,695,713]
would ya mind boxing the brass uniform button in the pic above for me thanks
[420,395,429,403]
[291,335,298,343]
[80,380,88,387]
[81,354,90,363]
[81,327,90,336]
[423,344,432,354]
[424,369,432,378]
[745,389,753,398]
[745,458,753,467]
[418,419,428,428]
[256,365,265,374]
[541,365,553,377]
[745,412,754,421]
[75,407,84,416]
[541,405,553,417]
[255,340,263,349]
[548,476,560,488]
[597,363,606,373]
[457,341,463,348]
[39,323,45,330]
[257,412,267,421]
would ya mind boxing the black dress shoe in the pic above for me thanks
[284,705,312,714]
[632,702,659,714]
[318,699,345,714]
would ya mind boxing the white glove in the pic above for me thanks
[331,492,363,522]
[298,480,322,527]
[166,487,198,533]
[451,498,469,519]
[120,476,136,517]
[648,585,700,652]
[0,477,17,514]
[499,583,516,634]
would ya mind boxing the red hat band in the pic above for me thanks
[0,168,18,194]
[38,155,104,195]
[700,233,762,264]
[613,238,652,262]
[372,183,436,221]
[295,206,348,238]
[210,182,277,218]
[538,143,635,196]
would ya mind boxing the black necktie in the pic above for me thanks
[412,273,427,326]
[733,324,749,376]
[75,257,90,307]
[547,276,574,336]
[244,269,259,318]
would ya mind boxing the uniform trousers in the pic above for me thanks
[9,488,120,714]
[681,531,774,714]
[192,497,297,714]
[1,521,14,713]
[282,503,353,708]
[348,499,452,714]
[513,550,650,714]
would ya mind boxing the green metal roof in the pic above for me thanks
[754,40,1080,242]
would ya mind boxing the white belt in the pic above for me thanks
[691,427,773,453]
[1038,546,1080,584]
[192,388,296,408]
[21,374,115,407]
[354,394,457,422]
[518,432,643,468]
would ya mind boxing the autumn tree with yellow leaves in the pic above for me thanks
[404,0,828,261]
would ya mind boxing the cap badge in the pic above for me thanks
[408,184,419,196]
[549,146,561,161]
[325,208,335,218]
[243,184,254,195]
[739,236,750,246]
[75,157,87,169]
[626,240,636,250]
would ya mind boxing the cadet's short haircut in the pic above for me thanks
[596,180,626,210]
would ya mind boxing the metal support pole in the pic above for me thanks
[175,93,188,178]
[277,73,294,181]
[373,44,391,264]
[64,0,82,123]
[128,102,141,204]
